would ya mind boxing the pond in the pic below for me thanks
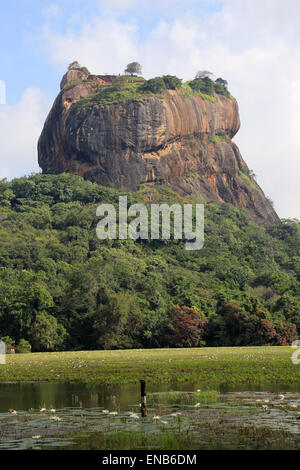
[1,381,300,450]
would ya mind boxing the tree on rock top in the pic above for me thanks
[125,62,142,76]
[195,70,213,79]
[68,61,81,70]
[215,77,228,88]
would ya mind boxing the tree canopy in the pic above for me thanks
[195,70,214,79]
[125,62,142,76]
[68,61,81,70]
[0,173,298,351]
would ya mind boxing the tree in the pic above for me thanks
[215,78,228,88]
[0,173,298,352]
[143,77,166,94]
[92,292,144,349]
[68,61,81,70]
[189,77,214,96]
[274,320,297,345]
[125,62,142,76]
[274,295,300,332]
[29,313,67,352]
[163,306,207,348]
[16,339,31,353]
[162,75,182,90]
[214,78,230,97]
[195,70,213,79]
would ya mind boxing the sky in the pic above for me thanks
[0,0,299,219]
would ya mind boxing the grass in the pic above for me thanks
[185,172,199,179]
[210,133,227,143]
[179,82,218,102]
[147,390,219,405]
[239,169,262,193]
[1,346,300,387]
[69,85,150,115]
[68,75,152,115]
[49,417,300,450]
[69,79,222,116]
[66,74,235,117]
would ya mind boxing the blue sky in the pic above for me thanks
[0,0,223,104]
[0,0,300,218]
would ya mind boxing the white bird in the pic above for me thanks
[50,416,61,421]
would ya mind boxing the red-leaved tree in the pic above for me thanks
[164,306,207,348]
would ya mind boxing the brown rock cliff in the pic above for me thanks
[38,71,278,226]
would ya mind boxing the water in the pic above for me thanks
[1,382,300,449]
[0,382,141,412]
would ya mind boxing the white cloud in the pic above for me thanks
[44,17,138,75]
[43,4,61,18]
[0,88,51,180]
[39,0,300,218]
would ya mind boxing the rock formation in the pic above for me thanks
[38,69,278,225]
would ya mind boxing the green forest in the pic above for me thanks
[0,173,299,352]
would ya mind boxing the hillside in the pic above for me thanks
[38,68,278,226]
[0,173,299,352]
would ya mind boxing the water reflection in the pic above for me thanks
[1,381,300,413]
[1,382,300,450]
[0,382,141,412]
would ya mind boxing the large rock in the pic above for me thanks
[38,73,278,226]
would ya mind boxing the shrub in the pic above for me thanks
[143,77,166,94]
[189,77,215,96]
[239,169,260,192]
[213,82,230,97]
[80,66,90,75]
[16,339,32,353]
[215,77,228,88]
[0,336,15,353]
[162,75,182,90]
[214,78,230,97]
[210,131,227,143]
[190,76,232,98]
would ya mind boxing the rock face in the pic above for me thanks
[38,70,278,226]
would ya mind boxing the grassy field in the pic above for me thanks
[0,346,299,387]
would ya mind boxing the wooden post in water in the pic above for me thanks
[140,379,147,417]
